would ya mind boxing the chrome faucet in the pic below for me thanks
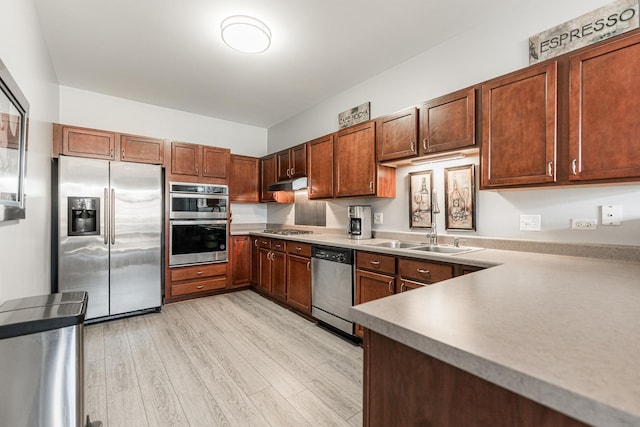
[428,194,440,245]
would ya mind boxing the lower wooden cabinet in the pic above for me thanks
[355,268,396,338]
[286,242,312,314]
[257,239,287,301]
[230,235,251,288]
[363,329,587,427]
[169,263,228,300]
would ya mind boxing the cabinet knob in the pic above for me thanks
[287,168,291,178]
[423,139,428,150]
[254,239,258,247]
[388,280,394,294]
[547,161,553,177]
[400,282,406,292]
[369,181,374,191]
[571,159,578,175]
[410,141,416,152]
[121,149,125,159]
[195,166,199,174]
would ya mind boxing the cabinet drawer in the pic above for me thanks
[170,263,228,282]
[171,277,227,296]
[271,239,286,252]
[287,241,311,257]
[398,258,453,284]
[356,251,396,275]
[258,237,272,249]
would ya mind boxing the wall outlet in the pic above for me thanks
[373,212,383,224]
[571,218,597,230]
[601,205,622,225]
[519,214,541,231]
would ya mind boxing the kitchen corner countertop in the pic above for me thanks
[245,230,640,426]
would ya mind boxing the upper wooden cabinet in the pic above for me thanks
[120,134,164,164]
[276,143,307,180]
[229,154,259,203]
[569,31,640,182]
[335,121,395,198]
[419,87,477,155]
[307,133,334,199]
[481,62,558,189]
[376,107,418,161]
[53,124,164,165]
[260,154,277,202]
[169,141,230,183]
[55,124,116,160]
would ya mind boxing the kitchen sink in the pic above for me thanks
[410,245,481,255]
[367,241,423,249]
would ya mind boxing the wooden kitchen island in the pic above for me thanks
[351,248,640,427]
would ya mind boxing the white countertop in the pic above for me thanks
[243,229,640,426]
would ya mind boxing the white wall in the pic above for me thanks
[59,86,268,223]
[268,0,640,246]
[0,0,60,303]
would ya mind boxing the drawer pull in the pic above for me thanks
[400,282,406,292]
[369,260,380,266]
[306,261,310,271]
[571,158,578,175]
[196,271,204,275]
[196,285,204,289]
[295,246,302,251]
[423,139,428,150]
[417,268,431,278]
[254,239,258,247]
[388,280,394,294]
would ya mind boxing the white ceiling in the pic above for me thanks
[34,0,514,128]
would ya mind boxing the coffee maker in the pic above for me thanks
[348,205,372,239]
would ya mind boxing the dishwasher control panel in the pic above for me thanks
[311,245,353,265]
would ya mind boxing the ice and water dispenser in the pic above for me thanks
[68,197,99,236]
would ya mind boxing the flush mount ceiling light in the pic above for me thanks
[221,15,271,54]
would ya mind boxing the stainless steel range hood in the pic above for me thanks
[267,176,308,192]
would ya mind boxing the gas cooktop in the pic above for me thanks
[262,229,314,235]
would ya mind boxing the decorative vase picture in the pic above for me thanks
[444,164,475,231]
[409,170,432,228]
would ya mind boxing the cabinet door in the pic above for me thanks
[287,254,312,314]
[307,134,334,199]
[397,278,425,293]
[271,250,287,302]
[62,126,116,160]
[376,107,418,161]
[120,134,164,164]
[290,143,307,178]
[276,150,291,181]
[250,236,260,286]
[355,269,395,338]
[258,248,272,293]
[419,87,477,155]
[335,121,376,197]
[171,142,200,176]
[230,155,260,202]
[569,32,640,181]
[230,235,251,287]
[202,146,229,178]
[260,154,277,202]
[481,62,557,188]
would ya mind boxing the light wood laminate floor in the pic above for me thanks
[85,290,363,426]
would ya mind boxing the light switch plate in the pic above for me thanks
[520,214,541,231]
[571,218,597,230]
[373,212,383,224]
[602,205,622,225]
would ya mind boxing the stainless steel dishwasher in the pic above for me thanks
[311,245,355,337]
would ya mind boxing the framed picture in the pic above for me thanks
[409,170,433,228]
[444,164,475,231]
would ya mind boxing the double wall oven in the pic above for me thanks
[169,182,228,266]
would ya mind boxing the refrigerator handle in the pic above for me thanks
[103,188,109,245]
[110,189,116,244]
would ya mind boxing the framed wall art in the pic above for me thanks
[444,164,475,231]
[409,170,432,229]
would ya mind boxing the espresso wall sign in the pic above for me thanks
[338,102,370,129]
[529,0,639,64]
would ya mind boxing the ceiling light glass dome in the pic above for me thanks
[221,15,271,54]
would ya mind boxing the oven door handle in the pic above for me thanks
[169,220,228,226]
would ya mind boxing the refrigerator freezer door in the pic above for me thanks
[59,157,110,319]
[109,162,162,315]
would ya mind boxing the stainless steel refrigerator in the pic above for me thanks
[56,156,162,320]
